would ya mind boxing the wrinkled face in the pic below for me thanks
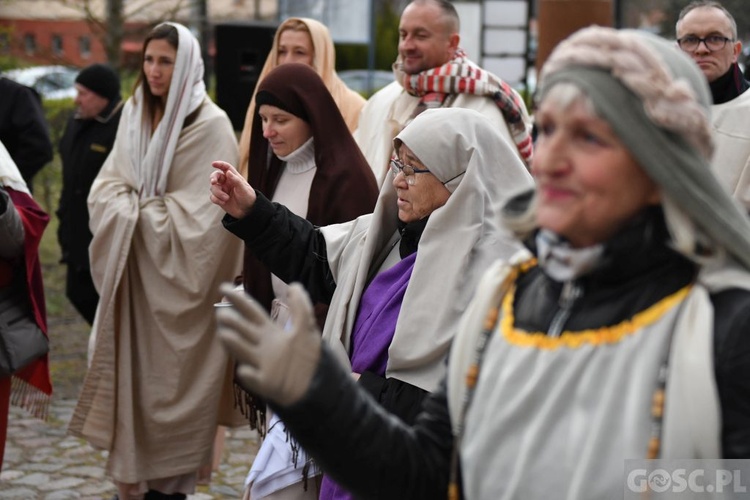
[74,83,110,119]
[532,96,661,248]
[392,143,451,223]
[676,6,741,83]
[259,104,312,158]
[398,2,458,74]
[143,39,176,99]
[277,30,314,66]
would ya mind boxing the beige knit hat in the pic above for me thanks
[538,26,750,270]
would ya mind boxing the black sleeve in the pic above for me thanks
[56,124,71,262]
[0,186,7,214]
[56,207,69,263]
[9,84,53,185]
[273,347,454,500]
[222,191,337,304]
[712,288,750,458]
[359,371,430,424]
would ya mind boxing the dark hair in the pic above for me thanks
[409,0,460,34]
[676,1,737,39]
[133,23,179,125]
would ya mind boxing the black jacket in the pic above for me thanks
[224,192,430,424]
[57,98,123,268]
[0,78,53,187]
[269,210,750,499]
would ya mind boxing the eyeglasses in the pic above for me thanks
[677,35,733,52]
[390,157,431,185]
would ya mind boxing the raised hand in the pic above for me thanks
[216,282,322,407]
[209,160,257,219]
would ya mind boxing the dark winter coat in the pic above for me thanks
[57,98,123,268]
[0,78,53,187]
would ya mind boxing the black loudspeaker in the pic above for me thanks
[215,21,278,131]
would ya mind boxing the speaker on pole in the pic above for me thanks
[214,21,278,131]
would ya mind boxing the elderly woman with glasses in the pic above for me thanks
[216,61,377,500]
[210,106,533,499]
[215,27,750,500]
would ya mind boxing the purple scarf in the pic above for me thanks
[319,252,417,500]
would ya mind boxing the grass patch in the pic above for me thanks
[28,97,94,399]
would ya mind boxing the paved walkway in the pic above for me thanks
[0,314,260,499]
[1,400,259,499]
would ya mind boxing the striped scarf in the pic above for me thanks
[396,50,533,167]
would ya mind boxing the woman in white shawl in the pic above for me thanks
[210,107,533,499]
[68,22,243,500]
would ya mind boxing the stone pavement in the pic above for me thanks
[0,312,260,499]
[1,400,259,499]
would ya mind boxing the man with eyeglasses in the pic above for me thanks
[676,1,750,209]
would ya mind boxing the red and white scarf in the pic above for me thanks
[395,50,533,167]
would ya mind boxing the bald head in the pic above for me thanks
[398,0,461,74]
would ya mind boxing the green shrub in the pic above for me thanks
[34,98,75,317]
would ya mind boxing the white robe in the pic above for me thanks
[711,90,750,209]
[69,97,243,485]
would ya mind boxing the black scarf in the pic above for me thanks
[710,63,750,105]
[397,216,429,259]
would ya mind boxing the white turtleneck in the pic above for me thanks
[271,137,316,217]
[270,137,316,309]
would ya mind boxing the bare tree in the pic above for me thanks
[56,0,190,69]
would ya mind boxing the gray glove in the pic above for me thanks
[216,282,322,407]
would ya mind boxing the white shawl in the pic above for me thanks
[129,22,206,198]
[0,140,29,194]
[320,108,534,391]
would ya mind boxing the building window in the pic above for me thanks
[24,33,36,55]
[79,36,91,59]
[52,34,63,57]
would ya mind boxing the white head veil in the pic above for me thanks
[321,108,535,390]
[0,140,29,194]
[128,22,206,198]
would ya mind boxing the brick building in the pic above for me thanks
[0,0,277,69]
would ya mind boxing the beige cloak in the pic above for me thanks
[68,99,242,483]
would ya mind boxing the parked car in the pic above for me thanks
[2,65,79,100]
[338,69,394,95]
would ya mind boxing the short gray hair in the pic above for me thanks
[408,0,460,34]
[676,1,737,39]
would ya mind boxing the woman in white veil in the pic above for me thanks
[69,22,243,500]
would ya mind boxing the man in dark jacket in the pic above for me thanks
[0,77,54,190]
[57,63,123,324]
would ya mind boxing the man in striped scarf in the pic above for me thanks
[354,0,533,186]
